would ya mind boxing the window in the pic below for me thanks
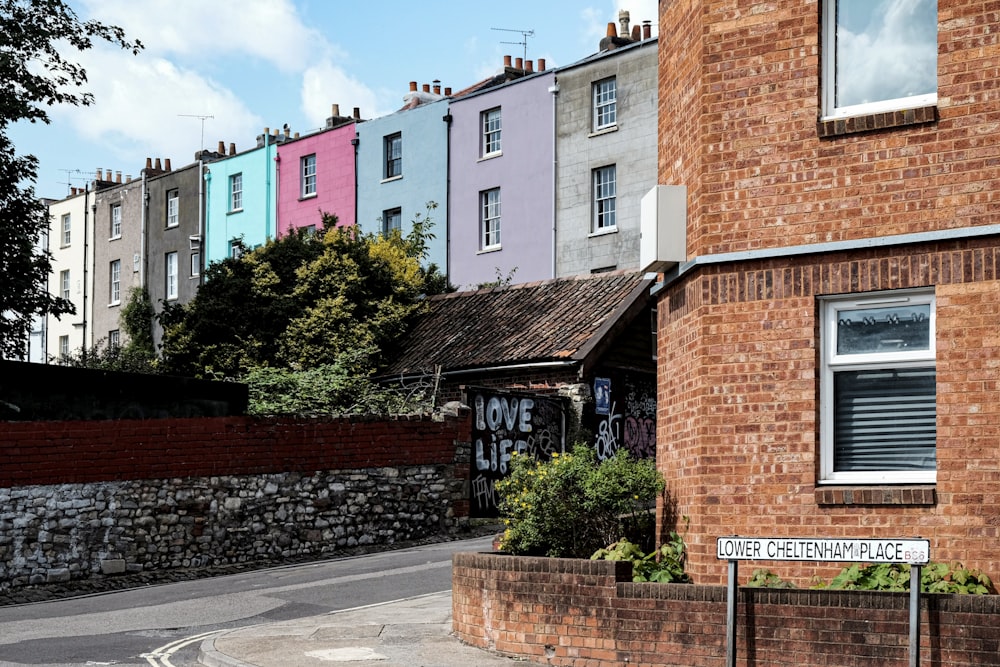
[593,77,617,130]
[110,203,122,239]
[108,330,120,350]
[165,252,178,300]
[61,213,71,246]
[301,154,317,197]
[382,207,401,235]
[384,134,402,179]
[60,270,70,300]
[59,335,69,358]
[109,259,121,305]
[167,190,179,227]
[820,290,936,484]
[482,108,501,156]
[822,0,937,119]
[480,188,501,250]
[593,165,617,232]
[229,173,243,211]
[229,240,243,259]
[190,252,200,277]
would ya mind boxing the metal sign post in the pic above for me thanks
[717,536,930,667]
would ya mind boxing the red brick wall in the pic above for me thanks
[654,1,1000,585]
[0,413,471,488]
[453,553,1000,667]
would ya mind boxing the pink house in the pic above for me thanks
[276,111,358,235]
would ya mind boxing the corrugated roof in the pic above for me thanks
[381,271,653,377]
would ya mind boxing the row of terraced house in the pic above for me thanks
[25,13,675,363]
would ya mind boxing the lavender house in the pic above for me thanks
[446,59,556,290]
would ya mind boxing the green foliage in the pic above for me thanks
[0,0,141,359]
[746,569,796,589]
[815,561,993,594]
[475,266,518,290]
[496,445,664,558]
[592,534,691,583]
[160,208,444,383]
[58,337,159,374]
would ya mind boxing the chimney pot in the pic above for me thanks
[445,87,452,96]
[631,25,641,41]
[643,20,652,40]
[353,107,360,119]
[284,126,290,137]
[422,83,430,93]
[229,142,236,155]
[538,58,546,72]
[126,175,132,183]
[433,81,441,94]
[331,103,340,117]
[526,60,534,73]
[115,171,122,183]
[606,22,616,37]
[218,140,225,155]
[154,158,161,170]
[164,159,171,171]
[504,55,512,68]
[145,158,152,170]
[409,81,418,92]
[619,9,631,38]
[515,57,523,70]
[294,132,300,139]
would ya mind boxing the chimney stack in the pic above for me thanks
[619,10,631,38]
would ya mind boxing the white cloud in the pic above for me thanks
[300,62,390,127]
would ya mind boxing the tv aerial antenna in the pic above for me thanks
[178,113,214,150]
[491,26,534,64]
[59,168,88,196]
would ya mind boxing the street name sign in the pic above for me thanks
[717,536,930,565]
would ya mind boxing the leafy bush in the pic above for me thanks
[496,445,664,558]
[591,534,691,583]
[816,561,993,594]
[745,569,796,589]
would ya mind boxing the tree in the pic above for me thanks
[0,0,142,359]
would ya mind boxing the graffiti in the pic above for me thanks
[467,388,566,517]
[590,373,657,461]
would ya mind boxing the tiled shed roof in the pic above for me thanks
[381,271,654,378]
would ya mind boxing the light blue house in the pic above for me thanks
[355,84,450,273]
[203,133,279,266]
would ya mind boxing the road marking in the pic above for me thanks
[142,629,225,667]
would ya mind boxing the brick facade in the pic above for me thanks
[656,0,1000,586]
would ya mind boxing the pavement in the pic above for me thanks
[198,590,536,667]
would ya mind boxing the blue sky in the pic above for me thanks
[12,0,657,199]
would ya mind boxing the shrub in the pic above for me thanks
[816,561,993,594]
[496,445,664,558]
[591,534,691,583]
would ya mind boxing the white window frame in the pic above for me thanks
[58,335,69,358]
[190,251,200,277]
[593,77,617,130]
[821,0,938,120]
[165,251,178,300]
[60,270,70,300]
[108,329,120,350]
[167,190,179,227]
[109,259,121,305]
[382,207,402,235]
[301,154,317,197]
[384,134,402,179]
[592,165,617,232]
[229,240,243,259]
[110,203,122,239]
[61,213,71,246]
[480,188,501,250]
[819,290,937,485]
[230,173,243,211]
[482,108,502,157]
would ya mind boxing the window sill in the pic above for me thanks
[817,105,937,139]
[478,151,502,162]
[589,125,618,138]
[298,193,318,201]
[166,223,179,229]
[108,301,121,308]
[109,236,121,242]
[380,175,402,184]
[815,485,936,506]
[589,227,618,238]
[227,208,243,215]
[478,246,502,254]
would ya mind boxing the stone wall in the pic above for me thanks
[453,552,1000,667]
[0,412,473,591]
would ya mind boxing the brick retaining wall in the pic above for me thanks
[453,552,1000,667]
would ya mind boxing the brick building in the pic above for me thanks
[655,0,1000,585]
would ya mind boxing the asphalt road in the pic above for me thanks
[0,534,494,667]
